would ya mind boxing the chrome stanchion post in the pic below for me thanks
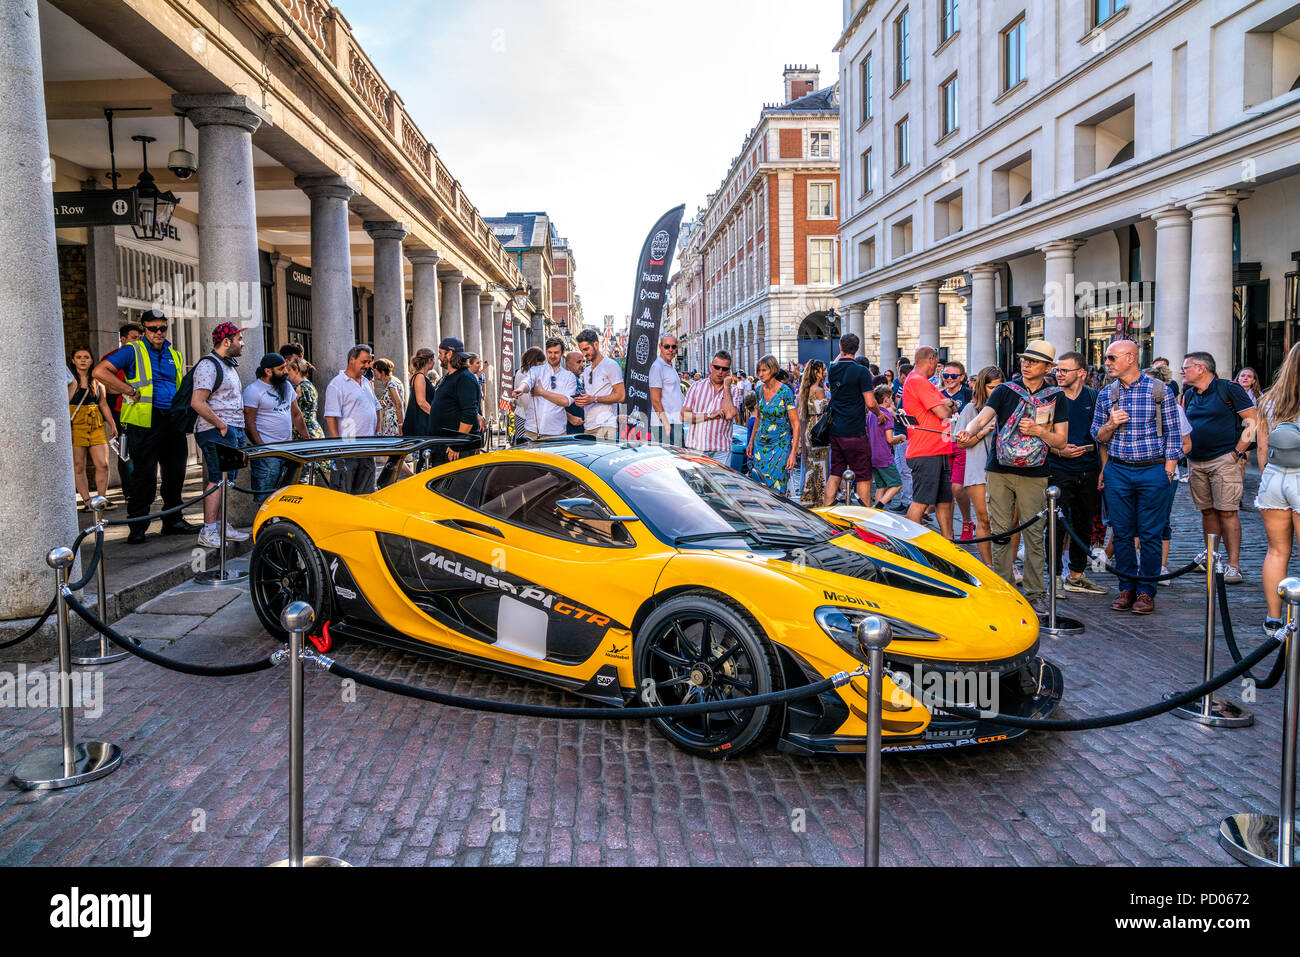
[270,601,348,867]
[1040,488,1084,637]
[1169,531,1251,726]
[1218,577,1300,866]
[12,548,122,790]
[195,478,247,586]
[842,469,856,506]
[857,616,892,867]
[71,496,129,665]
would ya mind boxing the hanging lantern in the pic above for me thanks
[129,135,178,242]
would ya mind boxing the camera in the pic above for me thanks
[166,147,197,180]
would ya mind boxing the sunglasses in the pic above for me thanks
[712,364,730,372]
[550,375,557,388]
[144,324,167,332]
[941,373,962,380]
[1103,355,1120,362]
[662,344,678,351]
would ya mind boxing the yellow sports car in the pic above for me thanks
[246,437,1062,757]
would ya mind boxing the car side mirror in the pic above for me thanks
[556,497,638,523]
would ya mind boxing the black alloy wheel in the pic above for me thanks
[633,594,781,758]
[249,522,331,641]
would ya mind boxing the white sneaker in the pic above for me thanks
[224,523,250,542]
[1223,565,1243,585]
[1157,565,1171,587]
[197,525,221,548]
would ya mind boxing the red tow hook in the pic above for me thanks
[308,620,332,654]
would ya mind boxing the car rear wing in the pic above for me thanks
[214,434,482,489]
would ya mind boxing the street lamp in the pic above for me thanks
[129,135,179,242]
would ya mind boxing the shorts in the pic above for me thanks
[907,454,953,505]
[950,448,966,484]
[1255,464,1300,511]
[70,405,107,448]
[1188,453,1244,511]
[829,434,873,478]
[872,464,902,490]
[196,426,246,484]
[585,425,618,441]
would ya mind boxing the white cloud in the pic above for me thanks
[337,0,841,323]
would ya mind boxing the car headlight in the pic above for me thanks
[814,605,944,661]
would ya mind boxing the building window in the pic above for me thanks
[862,148,874,194]
[992,152,1032,215]
[808,182,834,218]
[895,116,910,170]
[858,237,876,272]
[810,131,831,158]
[861,53,874,122]
[940,74,958,137]
[891,217,914,259]
[934,188,963,239]
[940,0,959,43]
[1243,9,1300,108]
[895,8,911,89]
[1094,0,1126,28]
[1002,14,1027,91]
[809,238,835,285]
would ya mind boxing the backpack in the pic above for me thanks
[1108,376,1168,439]
[995,382,1061,468]
[1269,420,1300,468]
[172,354,225,434]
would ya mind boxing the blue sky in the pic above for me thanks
[339,0,841,328]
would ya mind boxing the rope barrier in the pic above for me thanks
[0,525,102,650]
[957,509,1045,545]
[322,657,850,720]
[939,635,1280,731]
[101,482,222,527]
[1056,511,1200,583]
[63,591,277,677]
[1216,572,1289,690]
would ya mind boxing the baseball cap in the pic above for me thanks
[438,336,470,358]
[212,321,241,345]
[258,353,287,373]
[141,309,167,324]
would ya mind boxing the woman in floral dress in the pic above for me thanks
[797,360,828,506]
[746,354,800,494]
[287,357,329,483]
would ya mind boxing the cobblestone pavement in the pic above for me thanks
[0,468,1288,866]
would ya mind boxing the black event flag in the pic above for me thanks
[623,205,685,439]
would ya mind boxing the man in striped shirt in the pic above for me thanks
[1091,338,1182,615]
[683,350,744,464]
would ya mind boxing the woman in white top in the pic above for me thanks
[1254,343,1300,636]
[954,366,1003,566]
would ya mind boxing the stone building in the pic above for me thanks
[834,0,1300,381]
[696,66,843,373]
[3,0,529,630]
[486,211,565,349]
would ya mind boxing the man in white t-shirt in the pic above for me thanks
[649,334,684,447]
[516,337,577,439]
[323,344,381,494]
[191,321,247,547]
[243,353,308,505]
[574,328,625,440]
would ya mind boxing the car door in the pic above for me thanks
[398,459,672,676]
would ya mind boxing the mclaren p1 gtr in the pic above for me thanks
[245,436,1062,757]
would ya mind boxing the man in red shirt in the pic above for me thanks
[902,346,957,538]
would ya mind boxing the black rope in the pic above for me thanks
[102,482,222,527]
[1056,511,1200,583]
[0,525,101,650]
[1216,572,1289,690]
[63,592,276,677]
[230,484,259,496]
[940,635,1280,730]
[957,509,1045,545]
[324,658,843,720]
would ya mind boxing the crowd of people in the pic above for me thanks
[69,311,1298,635]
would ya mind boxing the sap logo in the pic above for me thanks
[822,590,879,609]
[50,887,151,937]
[278,494,303,504]
[596,674,615,687]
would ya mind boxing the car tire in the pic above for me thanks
[633,593,782,758]
[249,521,332,642]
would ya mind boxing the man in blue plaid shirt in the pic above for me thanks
[1091,339,1183,615]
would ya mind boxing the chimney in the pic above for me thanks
[783,64,820,103]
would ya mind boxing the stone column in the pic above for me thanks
[1187,191,1248,373]
[0,0,79,625]
[270,252,291,351]
[407,249,442,353]
[878,293,899,371]
[1148,205,1192,366]
[1039,239,1083,351]
[462,282,483,356]
[847,302,866,349]
[173,94,271,355]
[81,180,120,362]
[295,175,355,378]
[969,264,999,371]
[480,291,497,409]
[916,279,941,349]
[440,270,465,341]
[364,221,409,375]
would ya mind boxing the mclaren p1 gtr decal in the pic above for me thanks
[377,533,625,665]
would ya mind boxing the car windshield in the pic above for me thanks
[603,450,838,548]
